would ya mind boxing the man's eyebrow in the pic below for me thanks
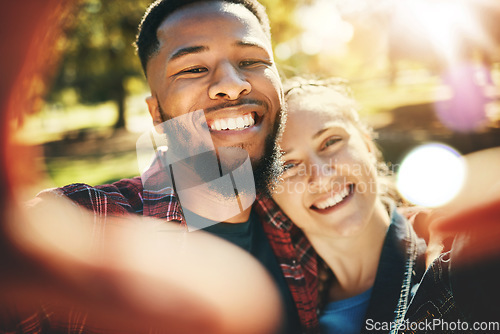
[234,40,268,51]
[169,45,208,62]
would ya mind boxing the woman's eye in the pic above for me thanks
[323,136,342,149]
[281,161,301,178]
[283,162,298,171]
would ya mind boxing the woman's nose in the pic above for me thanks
[307,156,336,193]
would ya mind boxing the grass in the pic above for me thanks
[15,92,151,145]
[44,152,139,187]
[16,91,151,189]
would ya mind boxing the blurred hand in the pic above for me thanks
[1,194,283,334]
[431,147,500,264]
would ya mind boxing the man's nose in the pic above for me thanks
[208,62,251,100]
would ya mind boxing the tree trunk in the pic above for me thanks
[114,79,126,129]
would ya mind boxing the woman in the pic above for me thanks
[271,78,487,333]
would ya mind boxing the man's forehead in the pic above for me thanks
[153,2,272,61]
[157,1,264,37]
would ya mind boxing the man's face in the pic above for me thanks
[145,2,283,175]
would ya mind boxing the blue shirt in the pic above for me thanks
[319,288,373,334]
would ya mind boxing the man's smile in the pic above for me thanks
[205,102,265,136]
[209,113,255,131]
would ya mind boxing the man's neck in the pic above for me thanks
[223,206,252,223]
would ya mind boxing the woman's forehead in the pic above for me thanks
[288,88,353,110]
[287,95,355,123]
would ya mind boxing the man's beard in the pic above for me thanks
[158,102,286,199]
[251,114,284,197]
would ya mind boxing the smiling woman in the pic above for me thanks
[274,77,401,238]
[270,77,500,334]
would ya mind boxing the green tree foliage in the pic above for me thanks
[261,0,311,76]
[48,0,306,129]
[49,0,151,129]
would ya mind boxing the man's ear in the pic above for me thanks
[146,95,163,126]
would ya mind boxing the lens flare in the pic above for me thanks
[434,63,491,132]
[397,143,466,207]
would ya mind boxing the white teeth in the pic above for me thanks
[210,113,255,131]
[314,186,351,210]
[236,117,245,129]
[333,193,342,204]
[211,119,222,131]
[248,115,255,126]
[220,119,228,130]
[227,118,236,130]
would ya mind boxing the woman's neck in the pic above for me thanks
[307,201,391,301]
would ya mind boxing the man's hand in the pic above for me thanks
[1,195,283,334]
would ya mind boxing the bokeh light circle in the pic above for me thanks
[396,143,467,207]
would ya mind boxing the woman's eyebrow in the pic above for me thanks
[313,128,329,139]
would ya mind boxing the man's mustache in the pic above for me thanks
[204,98,266,113]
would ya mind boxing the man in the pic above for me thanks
[3,1,499,333]
[4,3,284,334]
[31,0,318,333]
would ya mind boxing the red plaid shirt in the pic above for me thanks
[2,176,320,334]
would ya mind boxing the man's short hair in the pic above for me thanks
[135,0,271,76]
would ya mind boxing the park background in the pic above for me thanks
[12,0,500,197]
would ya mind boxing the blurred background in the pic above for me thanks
[12,0,500,196]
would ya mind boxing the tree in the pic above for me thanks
[49,0,151,129]
[49,0,306,130]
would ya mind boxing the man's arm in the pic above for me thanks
[2,193,283,333]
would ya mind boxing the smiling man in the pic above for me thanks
[33,1,318,333]
[136,0,285,229]
[140,0,284,202]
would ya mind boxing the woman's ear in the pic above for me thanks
[146,95,163,126]
[363,133,374,153]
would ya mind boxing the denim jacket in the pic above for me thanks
[360,209,427,333]
[361,209,494,334]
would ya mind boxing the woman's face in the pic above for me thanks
[272,91,379,237]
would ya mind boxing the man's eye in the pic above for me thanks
[239,60,267,68]
[180,67,207,74]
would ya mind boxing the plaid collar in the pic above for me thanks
[139,153,295,231]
